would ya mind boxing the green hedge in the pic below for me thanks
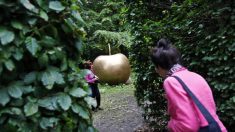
[0,0,96,131]
[128,0,235,131]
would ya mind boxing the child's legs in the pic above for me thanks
[90,84,96,98]
[93,83,101,107]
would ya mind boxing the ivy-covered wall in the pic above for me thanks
[0,1,96,131]
[128,0,235,131]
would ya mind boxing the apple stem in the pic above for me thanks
[108,43,111,55]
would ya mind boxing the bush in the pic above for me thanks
[0,0,96,131]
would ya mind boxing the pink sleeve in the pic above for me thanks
[85,74,96,83]
[164,78,200,132]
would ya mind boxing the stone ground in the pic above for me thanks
[92,84,148,132]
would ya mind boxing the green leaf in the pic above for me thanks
[39,10,48,21]
[77,0,83,5]
[20,0,39,13]
[49,1,65,12]
[72,11,85,24]
[41,71,54,89]
[24,72,37,84]
[27,18,37,26]
[0,88,10,106]
[24,102,38,116]
[55,72,65,84]
[84,97,97,108]
[38,53,48,67]
[60,57,68,71]
[41,68,64,89]
[11,21,23,30]
[69,87,87,98]
[71,104,89,119]
[64,18,76,31]
[75,39,83,52]
[36,0,43,7]
[8,84,23,98]
[0,28,15,45]
[0,107,22,116]
[40,36,56,48]
[202,56,216,61]
[36,0,49,11]
[38,96,58,110]
[232,96,235,103]
[57,93,71,110]
[61,24,72,33]
[22,86,34,94]
[25,37,40,56]
[13,49,23,61]
[4,59,15,71]
[40,117,59,130]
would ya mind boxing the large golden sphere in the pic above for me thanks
[93,53,131,85]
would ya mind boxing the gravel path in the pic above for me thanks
[93,85,145,132]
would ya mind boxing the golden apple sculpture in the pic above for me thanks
[93,53,131,85]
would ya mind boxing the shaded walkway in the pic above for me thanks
[93,84,144,132]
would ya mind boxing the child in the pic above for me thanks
[84,61,102,111]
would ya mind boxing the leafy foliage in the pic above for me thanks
[128,0,235,131]
[81,0,132,60]
[0,0,97,131]
[93,30,132,48]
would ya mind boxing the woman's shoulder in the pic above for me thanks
[163,76,182,90]
[171,70,209,90]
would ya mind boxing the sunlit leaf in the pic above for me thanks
[20,0,39,13]
[24,72,37,84]
[38,96,58,110]
[72,11,85,24]
[8,84,23,98]
[84,97,97,108]
[40,10,48,21]
[71,104,89,119]
[69,87,87,98]
[0,28,15,45]
[57,93,71,110]
[40,117,59,129]
[49,1,65,12]
[21,86,34,94]
[41,68,65,89]
[25,37,40,56]
[24,102,38,116]
[4,59,15,71]
[13,49,23,61]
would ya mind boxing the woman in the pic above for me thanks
[150,38,227,132]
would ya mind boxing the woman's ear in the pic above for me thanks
[156,66,167,78]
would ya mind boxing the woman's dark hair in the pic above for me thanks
[151,38,181,70]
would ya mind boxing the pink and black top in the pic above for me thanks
[164,65,227,132]
[85,69,97,84]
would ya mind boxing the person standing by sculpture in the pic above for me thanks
[84,61,102,111]
[150,38,227,132]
